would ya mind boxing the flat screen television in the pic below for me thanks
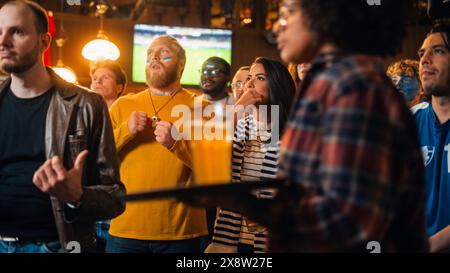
[132,24,232,86]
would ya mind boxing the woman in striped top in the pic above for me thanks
[205,57,296,253]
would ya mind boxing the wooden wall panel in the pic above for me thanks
[49,14,431,94]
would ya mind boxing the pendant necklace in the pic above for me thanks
[149,88,181,127]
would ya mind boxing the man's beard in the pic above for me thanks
[423,80,450,97]
[202,83,226,98]
[424,86,448,97]
[0,46,39,74]
[146,63,179,89]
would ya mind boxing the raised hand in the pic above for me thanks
[154,120,177,149]
[32,150,88,204]
[127,111,149,136]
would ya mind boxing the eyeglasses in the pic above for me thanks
[276,1,301,28]
[199,69,224,76]
[231,81,244,90]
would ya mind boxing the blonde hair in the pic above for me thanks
[387,59,419,78]
[387,59,427,105]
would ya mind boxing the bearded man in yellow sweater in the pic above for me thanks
[107,35,207,253]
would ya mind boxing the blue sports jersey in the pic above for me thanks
[413,101,450,236]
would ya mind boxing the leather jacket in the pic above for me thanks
[0,68,126,252]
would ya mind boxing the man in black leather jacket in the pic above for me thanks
[0,0,125,253]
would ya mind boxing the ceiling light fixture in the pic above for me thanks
[52,3,77,83]
[82,2,120,61]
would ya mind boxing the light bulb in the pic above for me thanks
[82,38,120,61]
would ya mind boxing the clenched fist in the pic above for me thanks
[235,89,264,108]
[154,121,178,149]
[127,111,148,136]
[233,89,264,120]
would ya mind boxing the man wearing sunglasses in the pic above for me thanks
[196,56,234,251]
[198,56,234,108]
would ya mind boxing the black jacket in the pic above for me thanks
[0,68,126,252]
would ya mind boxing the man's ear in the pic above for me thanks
[117,84,124,96]
[178,60,186,78]
[179,59,186,70]
[40,32,52,54]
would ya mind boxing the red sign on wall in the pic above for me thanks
[44,10,56,66]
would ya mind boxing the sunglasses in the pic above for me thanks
[199,69,224,76]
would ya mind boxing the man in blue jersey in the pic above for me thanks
[413,23,450,252]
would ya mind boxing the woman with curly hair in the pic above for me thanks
[181,0,429,252]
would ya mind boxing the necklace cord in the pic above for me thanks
[148,88,181,120]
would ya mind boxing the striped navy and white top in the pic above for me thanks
[210,115,280,253]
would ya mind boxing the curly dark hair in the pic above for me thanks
[297,0,412,57]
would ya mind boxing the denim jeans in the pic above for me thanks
[95,220,110,253]
[0,240,63,253]
[96,221,110,241]
[106,235,201,253]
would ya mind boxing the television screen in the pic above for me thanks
[132,24,232,86]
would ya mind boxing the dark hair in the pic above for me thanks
[5,0,48,34]
[253,57,296,133]
[205,56,231,76]
[90,60,127,95]
[297,0,411,57]
[427,23,450,50]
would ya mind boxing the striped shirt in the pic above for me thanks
[211,115,279,253]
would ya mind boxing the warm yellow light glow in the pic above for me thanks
[82,38,120,61]
[243,18,252,24]
[52,66,77,83]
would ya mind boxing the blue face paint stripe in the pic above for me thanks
[397,77,420,101]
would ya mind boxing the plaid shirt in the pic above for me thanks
[274,52,429,252]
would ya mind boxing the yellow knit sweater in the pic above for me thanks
[108,89,207,240]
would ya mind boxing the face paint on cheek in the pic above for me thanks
[162,56,173,62]
[399,79,420,101]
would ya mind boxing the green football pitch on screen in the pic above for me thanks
[132,45,232,86]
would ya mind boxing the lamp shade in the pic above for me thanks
[53,62,77,84]
[82,38,120,61]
